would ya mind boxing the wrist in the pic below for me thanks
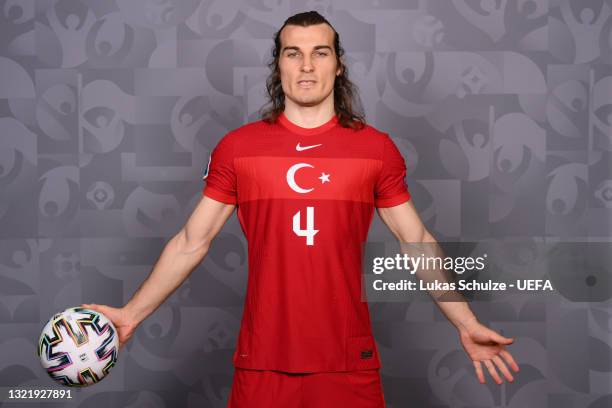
[456,315,479,333]
[122,304,143,328]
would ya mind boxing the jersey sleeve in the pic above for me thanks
[202,135,237,205]
[374,134,411,208]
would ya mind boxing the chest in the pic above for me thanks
[233,137,382,203]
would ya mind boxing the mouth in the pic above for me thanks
[297,80,316,88]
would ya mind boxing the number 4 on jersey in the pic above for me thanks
[293,206,319,246]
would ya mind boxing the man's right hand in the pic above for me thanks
[81,303,137,350]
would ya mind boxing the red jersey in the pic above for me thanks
[202,112,411,373]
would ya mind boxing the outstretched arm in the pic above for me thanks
[377,200,520,384]
[83,195,235,348]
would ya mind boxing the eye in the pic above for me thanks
[287,52,299,58]
[315,51,328,56]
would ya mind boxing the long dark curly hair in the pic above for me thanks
[259,11,366,130]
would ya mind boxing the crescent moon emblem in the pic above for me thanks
[286,163,314,193]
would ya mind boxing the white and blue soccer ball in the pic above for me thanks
[38,307,119,387]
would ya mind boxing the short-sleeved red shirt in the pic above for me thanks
[203,112,411,373]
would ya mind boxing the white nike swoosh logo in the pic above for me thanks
[296,143,322,151]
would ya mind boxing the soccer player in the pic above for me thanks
[83,11,519,407]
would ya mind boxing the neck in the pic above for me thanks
[282,95,336,128]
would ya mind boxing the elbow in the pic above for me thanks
[174,228,211,256]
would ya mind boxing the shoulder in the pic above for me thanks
[354,125,407,164]
[213,119,271,147]
[363,124,389,140]
[342,121,389,140]
[343,123,391,156]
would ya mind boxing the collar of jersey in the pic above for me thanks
[278,112,339,136]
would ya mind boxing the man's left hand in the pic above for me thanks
[458,319,520,384]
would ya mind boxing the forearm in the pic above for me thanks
[410,233,479,331]
[380,203,483,333]
[123,230,210,325]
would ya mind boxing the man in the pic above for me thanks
[83,11,519,407]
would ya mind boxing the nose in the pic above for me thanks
[301,55,314,72]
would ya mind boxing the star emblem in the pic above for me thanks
[319,172,330,184]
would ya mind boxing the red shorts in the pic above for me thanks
[228,367,386,408]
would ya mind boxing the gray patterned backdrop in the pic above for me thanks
[1,0,611,407]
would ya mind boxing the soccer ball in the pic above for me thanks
[38,307,119,387]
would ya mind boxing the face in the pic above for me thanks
[278,23,342,108]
